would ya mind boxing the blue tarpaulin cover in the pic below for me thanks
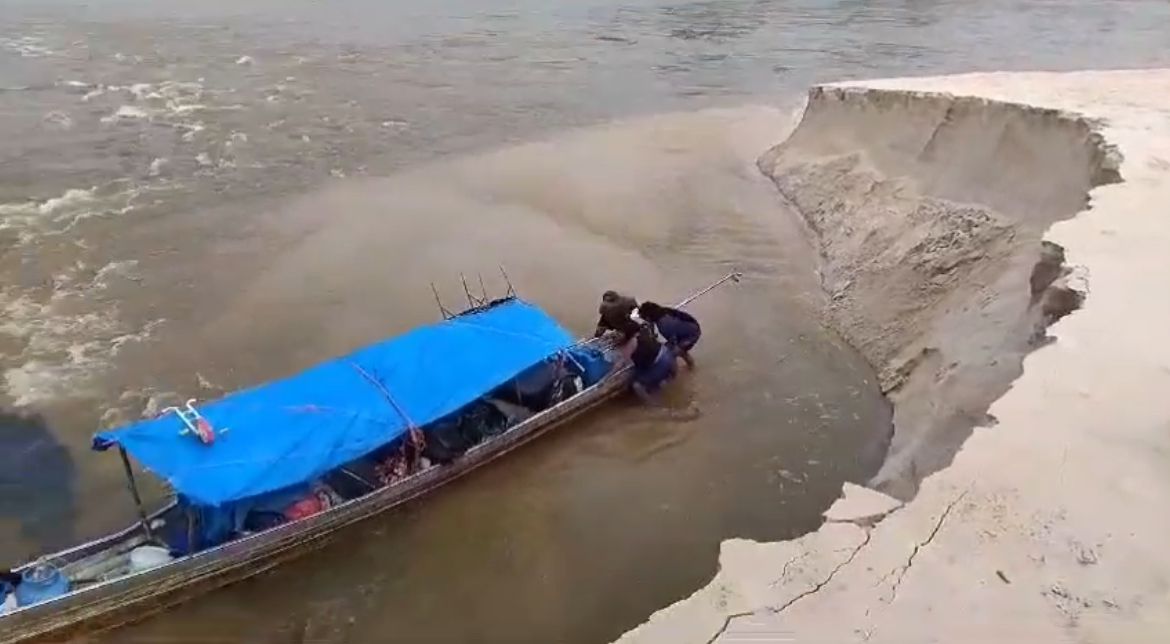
[93,299,575,507]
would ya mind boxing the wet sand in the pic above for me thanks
[760,86,1119,499]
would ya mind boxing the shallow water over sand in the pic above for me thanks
[3,1,1169,642]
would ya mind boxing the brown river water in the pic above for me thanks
[2,1,1169,642]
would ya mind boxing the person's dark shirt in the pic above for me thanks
[594,296,638,338]
[628,323,662,370]
[655,307,700,341]
[661,306,698,327]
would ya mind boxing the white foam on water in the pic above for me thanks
[1,203,44,235]
[4,361,74,408]
[49,260,88,293]
[167,103,207,115]
[42,111,74,130]
[39,188,97,214]
[195,372,219,391]
[100,105,151,124]
[109,318,163,355]
[58,80,97,97]
[236,55,255,66]
[0,184,147,245]
[157,80,204,101]
[0,36,54,58]
[136,391,173,420]
[2,336,129,408]
[87,80,210,127]
[81,87,105,102]
[0,258,162,407]
[148,157,168,177]
[127,83,156,100]
[0,188,98,240]
[1,302,115,358]
[99,387,181,428]
[91,259,140,290]
[177,121,206,142]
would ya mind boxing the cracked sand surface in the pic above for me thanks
[615,69,1170,644]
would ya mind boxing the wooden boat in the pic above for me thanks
[0,272,739,644]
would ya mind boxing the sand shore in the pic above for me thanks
[614,69,1170,644]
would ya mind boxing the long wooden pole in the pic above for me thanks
[674,270,742,310]
[585,270,743,352]
[118,446,155,541]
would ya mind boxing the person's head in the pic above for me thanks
[600,290,637,314]
[599,291,620,314]
[638,301,665,322]
[599,291,617,315]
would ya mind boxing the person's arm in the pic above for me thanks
[593,315,608,338]
[605,334,637,375]
[619,334,638,360]
[607,319,640,364]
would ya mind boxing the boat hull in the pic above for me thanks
[3,365,630,644]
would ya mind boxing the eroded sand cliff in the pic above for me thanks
[760,85,1121,500]
[615,69,1170,644]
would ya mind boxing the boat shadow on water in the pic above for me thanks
[0,410,78,553]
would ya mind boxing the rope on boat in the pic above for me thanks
[348,362,427,451]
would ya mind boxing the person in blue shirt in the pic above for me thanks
[636,301,702,369]
[624,320,677,403]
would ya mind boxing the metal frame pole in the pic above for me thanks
[118,446,155,541]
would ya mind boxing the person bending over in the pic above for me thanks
[637,301,701,369]
[594,290,639,338]
[624,321,677,404]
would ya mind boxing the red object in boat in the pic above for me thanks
[194,417,216,444]
[284,494,325,521]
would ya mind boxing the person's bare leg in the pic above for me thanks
[680,350,695,370]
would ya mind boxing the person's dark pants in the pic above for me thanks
[665,321,701,355]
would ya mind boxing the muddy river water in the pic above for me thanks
[3,1,1168,642]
